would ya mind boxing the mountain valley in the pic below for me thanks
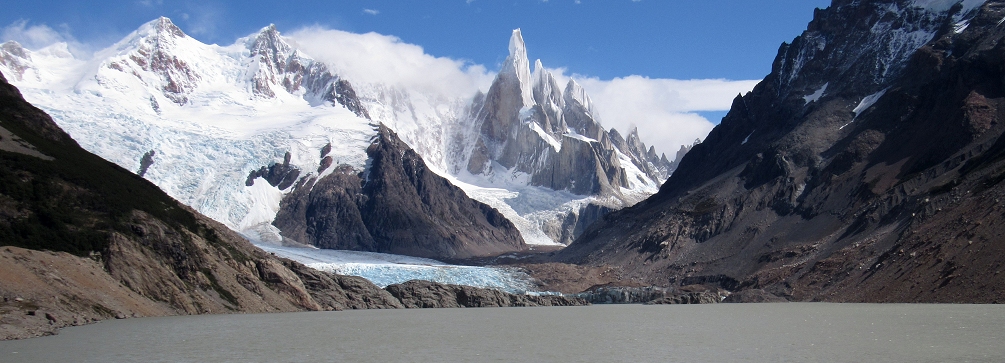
[3,0,1005,342]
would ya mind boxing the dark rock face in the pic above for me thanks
[273,125,527,259]
[539,202,616,246]
[722,289,787,303]
[385,280,588,308]
[273,164,376,251]
[137,150,155,177]
[245,151,300,190]
[644,293,721,305]
[572,286,720,305]
[557,1,1005,303]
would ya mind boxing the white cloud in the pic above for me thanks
[2,20,67,48]
[289,26,755,157]
[181,4,222,38]
[1,20,88,56]
[363,8,380,15]
[551,70,758,155]
[287,26,494,98]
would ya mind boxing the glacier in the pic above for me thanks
[257,244,538,293]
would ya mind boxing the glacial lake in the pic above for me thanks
[2,303,1003,362]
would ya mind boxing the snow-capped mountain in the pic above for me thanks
[457,30,671,197]
[0,18,681,251]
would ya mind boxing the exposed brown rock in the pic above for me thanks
[385,280,587,308]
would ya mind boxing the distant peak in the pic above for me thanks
[509,29,527,59]
[1,41,27,58]
[149,17,186,38]
[564,78,595,115]
[259,24,280,36]
[250,23,293,57]
[499,28,533,107]
[533,59,543,75]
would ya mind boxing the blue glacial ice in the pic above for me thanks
[256,244,538,294]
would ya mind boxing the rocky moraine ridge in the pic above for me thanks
[558,0,1005,303]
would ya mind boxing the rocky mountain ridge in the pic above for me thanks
[557,0,1005,303]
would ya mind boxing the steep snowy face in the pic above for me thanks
[0,42,31,82]
[101,17,206,105]
[247,24,304,98]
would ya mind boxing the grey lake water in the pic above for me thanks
[2,303,1003,362]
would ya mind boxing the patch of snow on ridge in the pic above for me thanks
[803,83,828,105]
[853,89,888,118]
[258,244,538,293]
[911,0,986,13]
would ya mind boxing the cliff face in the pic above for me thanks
[558,0,1005,303]
[272,125,527,259]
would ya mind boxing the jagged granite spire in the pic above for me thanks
[500,29,534,108]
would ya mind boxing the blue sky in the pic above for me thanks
[2,0,829,80]
[1,0,830,154]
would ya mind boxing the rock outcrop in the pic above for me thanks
[573,286,721,305]
[722,289,787,303]
[385,280,587,308]
[556,0,1005,303]
[272,125,527,259]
